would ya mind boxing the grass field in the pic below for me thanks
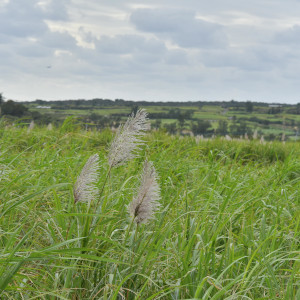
[23,100,300,140]
[0,118,299,299]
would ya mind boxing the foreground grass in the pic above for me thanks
[0,123,299,299]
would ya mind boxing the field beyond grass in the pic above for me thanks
[0,122,299,299]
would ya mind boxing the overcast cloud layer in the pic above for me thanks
[1,0,300,103]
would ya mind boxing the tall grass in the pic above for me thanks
[0,120,299,299]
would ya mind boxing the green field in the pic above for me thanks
[21,100,300,141]
[0,117,299,299]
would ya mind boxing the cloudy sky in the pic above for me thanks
[1,0,300,103]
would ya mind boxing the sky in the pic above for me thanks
[1,0,300,103]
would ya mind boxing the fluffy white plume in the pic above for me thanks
[253,129,258,139]
[225,134,232,141]
[27,120,34,132]
[73,154,100,203]
[108,109,150,168]
[129,160,161,224]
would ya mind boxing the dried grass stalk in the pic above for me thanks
[108,109,150,168]
[129,160,160,224]
[74,154,100,203]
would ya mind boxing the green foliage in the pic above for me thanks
[216,120,228,135]
[191,119,211,135]
[1,100,28,117]
[0,125,299,299]
[59,116,81,133]
[230,121,252,136]
[245,101,253,113]
[164,122,177,134]
[20,99,300,140]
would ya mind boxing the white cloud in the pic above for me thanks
[94,34,166,55]
[36,0,70,21]
[130,8,228,48]
[273,25,300,45]
[1,0,300,103]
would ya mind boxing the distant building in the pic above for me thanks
[268,104,282,108]
[36,106,51,109]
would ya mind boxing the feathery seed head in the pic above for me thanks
[28,120,34,132]
[129,159,161,224]
[47,123,53,130]
[73,154,100,203]
[225,134,232,141]
[108,109,150,168]
[253,130,258,139]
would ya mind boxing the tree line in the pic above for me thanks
[1,93,299,141]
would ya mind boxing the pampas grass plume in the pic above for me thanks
[73,154,100,203]
[129,159,160,224]
[28,120,34,132]
[108,109,150,168]
[253,129,258,139]
[47,123,53,130]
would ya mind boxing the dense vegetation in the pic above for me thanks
[1,94,300,140]
[0,118,299,299]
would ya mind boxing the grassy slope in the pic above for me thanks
[0,123,299,299]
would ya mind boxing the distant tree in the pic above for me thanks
[266,133,276,141]
[268,107,282,114]
[290,119,295,126]
[0,93,3,115]
[35,99,47,105]
[30,111,53,125]
[31,111,43,120]
[164,122,177,134]
[216,120,228,135]
[191,120,211,135]
[152,119,162,129]
[0,93,3,105]
[229,122,239,136]
[237,121,249,135]
[89,113,101,122]
[184,109,194,119]
[1,100,28,117]
[87,113,110,128]
[177,114,185,130]
[131,105,139,115]
[245,101,253,113]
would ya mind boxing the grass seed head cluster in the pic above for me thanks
[73,108,160,224]
[108,109,150,168]
[129,159,161,224]
[73,153,100,203]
